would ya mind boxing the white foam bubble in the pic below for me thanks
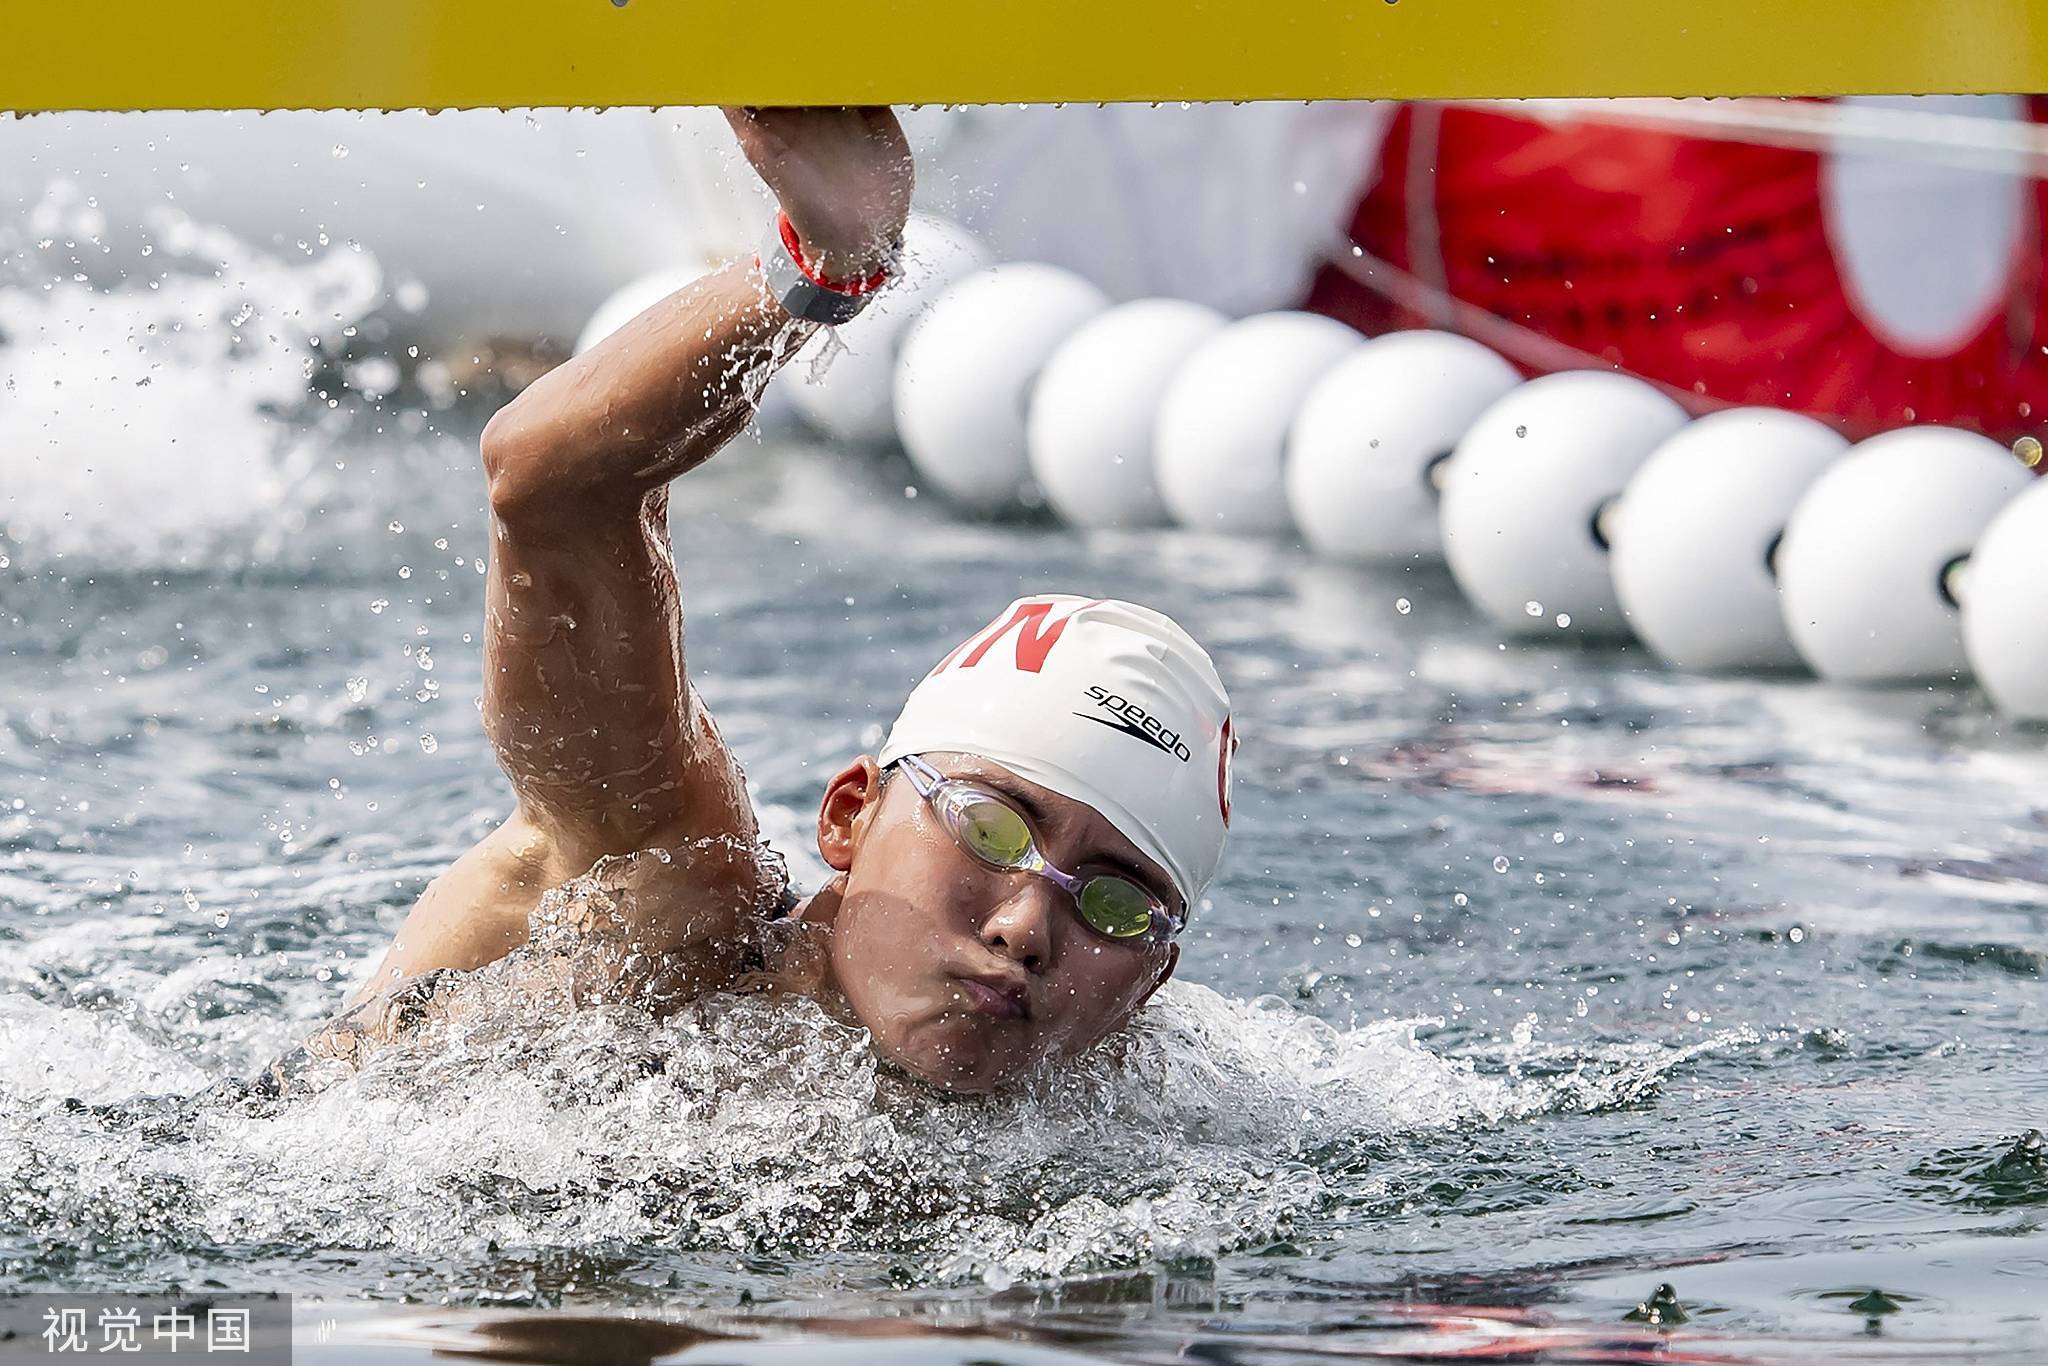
[0,995,210,1103]
[0,960,1743,1287]
[0,183,382,569]
[0,846,1758,1288]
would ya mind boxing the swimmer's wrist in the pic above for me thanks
[756,211,899,326]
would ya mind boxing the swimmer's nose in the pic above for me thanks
[977,885,1055,974]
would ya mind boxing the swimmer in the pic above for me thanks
[332,107,1237,1094]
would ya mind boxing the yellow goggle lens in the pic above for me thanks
[953,795,1033,868]
[1079,876,1156,940]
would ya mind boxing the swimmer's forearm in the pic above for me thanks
[479,106,909,520]
[480,263,812,519]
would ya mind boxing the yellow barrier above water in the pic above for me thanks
[5,0,2046,112]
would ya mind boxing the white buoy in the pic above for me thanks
[787,214,991,445]
[893,263,1110,511]
[1285,330,1520,561]
[1962,467,2048,717]
[1777,426,2030,683]
[1026,298,1227,528]
[574,268,703,356]
[1610,408,1850,671]
[1154,311,1362,534]
[1438,371,1690,636]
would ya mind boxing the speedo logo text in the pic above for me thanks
[1077,686,1193,761]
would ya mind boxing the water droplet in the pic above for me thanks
[1524,600,1544,617]
[1394,597,1412,615]
[1492,855,1512,873]
[330,144,349,159]
[1514,424,1528,438]
[369,599,388,614]
[346,676,369,702]
[1555,613,1571,628]
[1453,892,1469,908]
[388,520,404,533]
[419,734,439,754]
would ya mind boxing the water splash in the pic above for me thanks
[0,183,383,570]
[0,850,1742,1291]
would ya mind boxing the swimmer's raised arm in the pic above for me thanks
[480,108,913,513]
[355,108,912,994]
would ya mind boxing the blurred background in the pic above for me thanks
[5,97,2041,437]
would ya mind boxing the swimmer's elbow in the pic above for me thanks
[484,402,638,524]
[480,407,566,524]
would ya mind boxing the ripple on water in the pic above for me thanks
[1910,1130,2048,1211]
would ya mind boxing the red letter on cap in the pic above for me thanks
[1217,716,1236,826]
[942,599,1093,675]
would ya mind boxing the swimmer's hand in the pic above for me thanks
[723,106,913,282]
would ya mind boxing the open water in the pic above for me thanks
[1,182,2044,1364]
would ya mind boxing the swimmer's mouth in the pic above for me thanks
[955,972,1031,1020]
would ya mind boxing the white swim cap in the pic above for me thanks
[878,595,1236,904]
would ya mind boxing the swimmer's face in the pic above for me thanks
[810,751,1180,1093]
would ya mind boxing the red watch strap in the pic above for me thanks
[777,211,890,297]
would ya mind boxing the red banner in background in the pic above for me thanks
[1308,100,2048,444]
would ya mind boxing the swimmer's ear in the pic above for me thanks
[815,755,886,872]
[1134,943,1179,1011]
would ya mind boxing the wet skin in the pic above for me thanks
[342,748,1181,1097]
[339,107,1177,1091]
[801,751,1181,1093]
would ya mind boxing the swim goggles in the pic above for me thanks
[893,752,1185,945]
